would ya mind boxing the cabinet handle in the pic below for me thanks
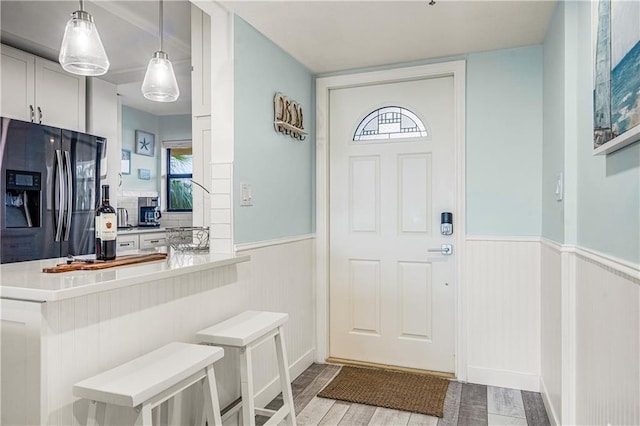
[149,240,159,243]
[119,242,131,247]
[29,105,34,122]
[37,107,42,124]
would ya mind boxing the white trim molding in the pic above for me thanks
[315,61,467,378]
[235,234,316,252]
[466,235,541,243]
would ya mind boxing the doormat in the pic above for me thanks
[317,366,449,417]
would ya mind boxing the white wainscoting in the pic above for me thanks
[540,239,562,426]
[539,239,640,426]
[573,249,639,426]
[465,237,541,392]
[37,238,314,426]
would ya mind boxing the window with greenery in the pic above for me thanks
[167,147,193,211]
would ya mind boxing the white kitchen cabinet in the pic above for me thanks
[1,44,86,132]
[191,5,211,117]
[139,232,167,249]
[116,235,139,252]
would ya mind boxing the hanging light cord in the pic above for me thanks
[158,0,164,52]
[79,0,84,11]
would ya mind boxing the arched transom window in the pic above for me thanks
[353,106,428,141]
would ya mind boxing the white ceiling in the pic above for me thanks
[222,0,557,74]
[0,1,557,115]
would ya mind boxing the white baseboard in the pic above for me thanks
[539,377,560,426]
[466,366,540,392]
[254,348,316,408]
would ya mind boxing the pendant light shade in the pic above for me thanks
[59,1,109,76]
[142,0,180,102]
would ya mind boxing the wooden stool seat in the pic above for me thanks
[74,342,224,426]
[196,311,296,426]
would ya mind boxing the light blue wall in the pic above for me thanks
[541,4,566,243]
[121,106,160,192]
[234,16,315,244]
[121,108,191,193]
[160,115,192,142]
[466,46,543,236]
[573,2,640,263]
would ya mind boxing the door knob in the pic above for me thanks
[427,244,453,255]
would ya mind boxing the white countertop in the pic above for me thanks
[0,249,250,303]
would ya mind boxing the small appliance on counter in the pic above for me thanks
[138,196,161,227]
[117,208,129,228]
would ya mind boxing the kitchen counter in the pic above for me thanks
[0,248,250,302]
[1,247,252,425]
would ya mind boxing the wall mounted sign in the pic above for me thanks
[593,0,640,155]
[138,169,151,180]
[274,92,307,141]
[135,130,155,156]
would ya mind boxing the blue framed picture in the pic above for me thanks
[135,130,155,156]
[593,0,640,154]
[138,169,151,180]
[121,149,131,175]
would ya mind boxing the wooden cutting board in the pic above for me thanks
[42,253,168,273]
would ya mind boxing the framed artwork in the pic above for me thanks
[135,130,155,156]
[593,0,640,155]
[121,149,131,175]
[138,169,151,180]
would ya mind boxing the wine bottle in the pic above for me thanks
[95,184,117,261]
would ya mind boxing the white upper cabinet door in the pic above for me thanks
[191,5,211,117]
[35,57,86,132]
[1,45,35,122]
[0,44,86,132]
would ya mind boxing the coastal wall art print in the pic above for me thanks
[593,0,640,154]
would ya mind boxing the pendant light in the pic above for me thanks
[59,0,110,76]
[141,0,180,102]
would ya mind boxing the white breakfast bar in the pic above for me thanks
[0,249,251,425]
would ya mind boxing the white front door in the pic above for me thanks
[329,76,456,373]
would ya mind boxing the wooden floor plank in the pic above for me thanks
[408,412,439,425]
[294,364,341,414]
[457,383,488,426]
[488,413,528,425]
[487,386,526,418]
[318,402,350,426]
[521,391,551,426]
[368,407,411,426]
[338,403,377,426]
[297,396,336,426]
[437,381,462,426]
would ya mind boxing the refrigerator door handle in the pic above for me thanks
[54,149,64,242]
[63,150,73,241]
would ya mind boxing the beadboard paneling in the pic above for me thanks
[540,240,562,425]
[40,238,314,426]
[465,239,541,391]
[574,253,640,426]
[540,240,562,424]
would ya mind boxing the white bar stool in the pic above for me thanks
[196,311,297,426]
[73,342,224,426]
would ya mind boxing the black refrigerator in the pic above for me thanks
[0,117,106,263]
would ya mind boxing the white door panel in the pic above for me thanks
[329,76,455,372]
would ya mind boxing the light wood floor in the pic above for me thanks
[256,363,551,426]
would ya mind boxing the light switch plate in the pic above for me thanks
[555,172,563,201]
[240,183,252,206]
